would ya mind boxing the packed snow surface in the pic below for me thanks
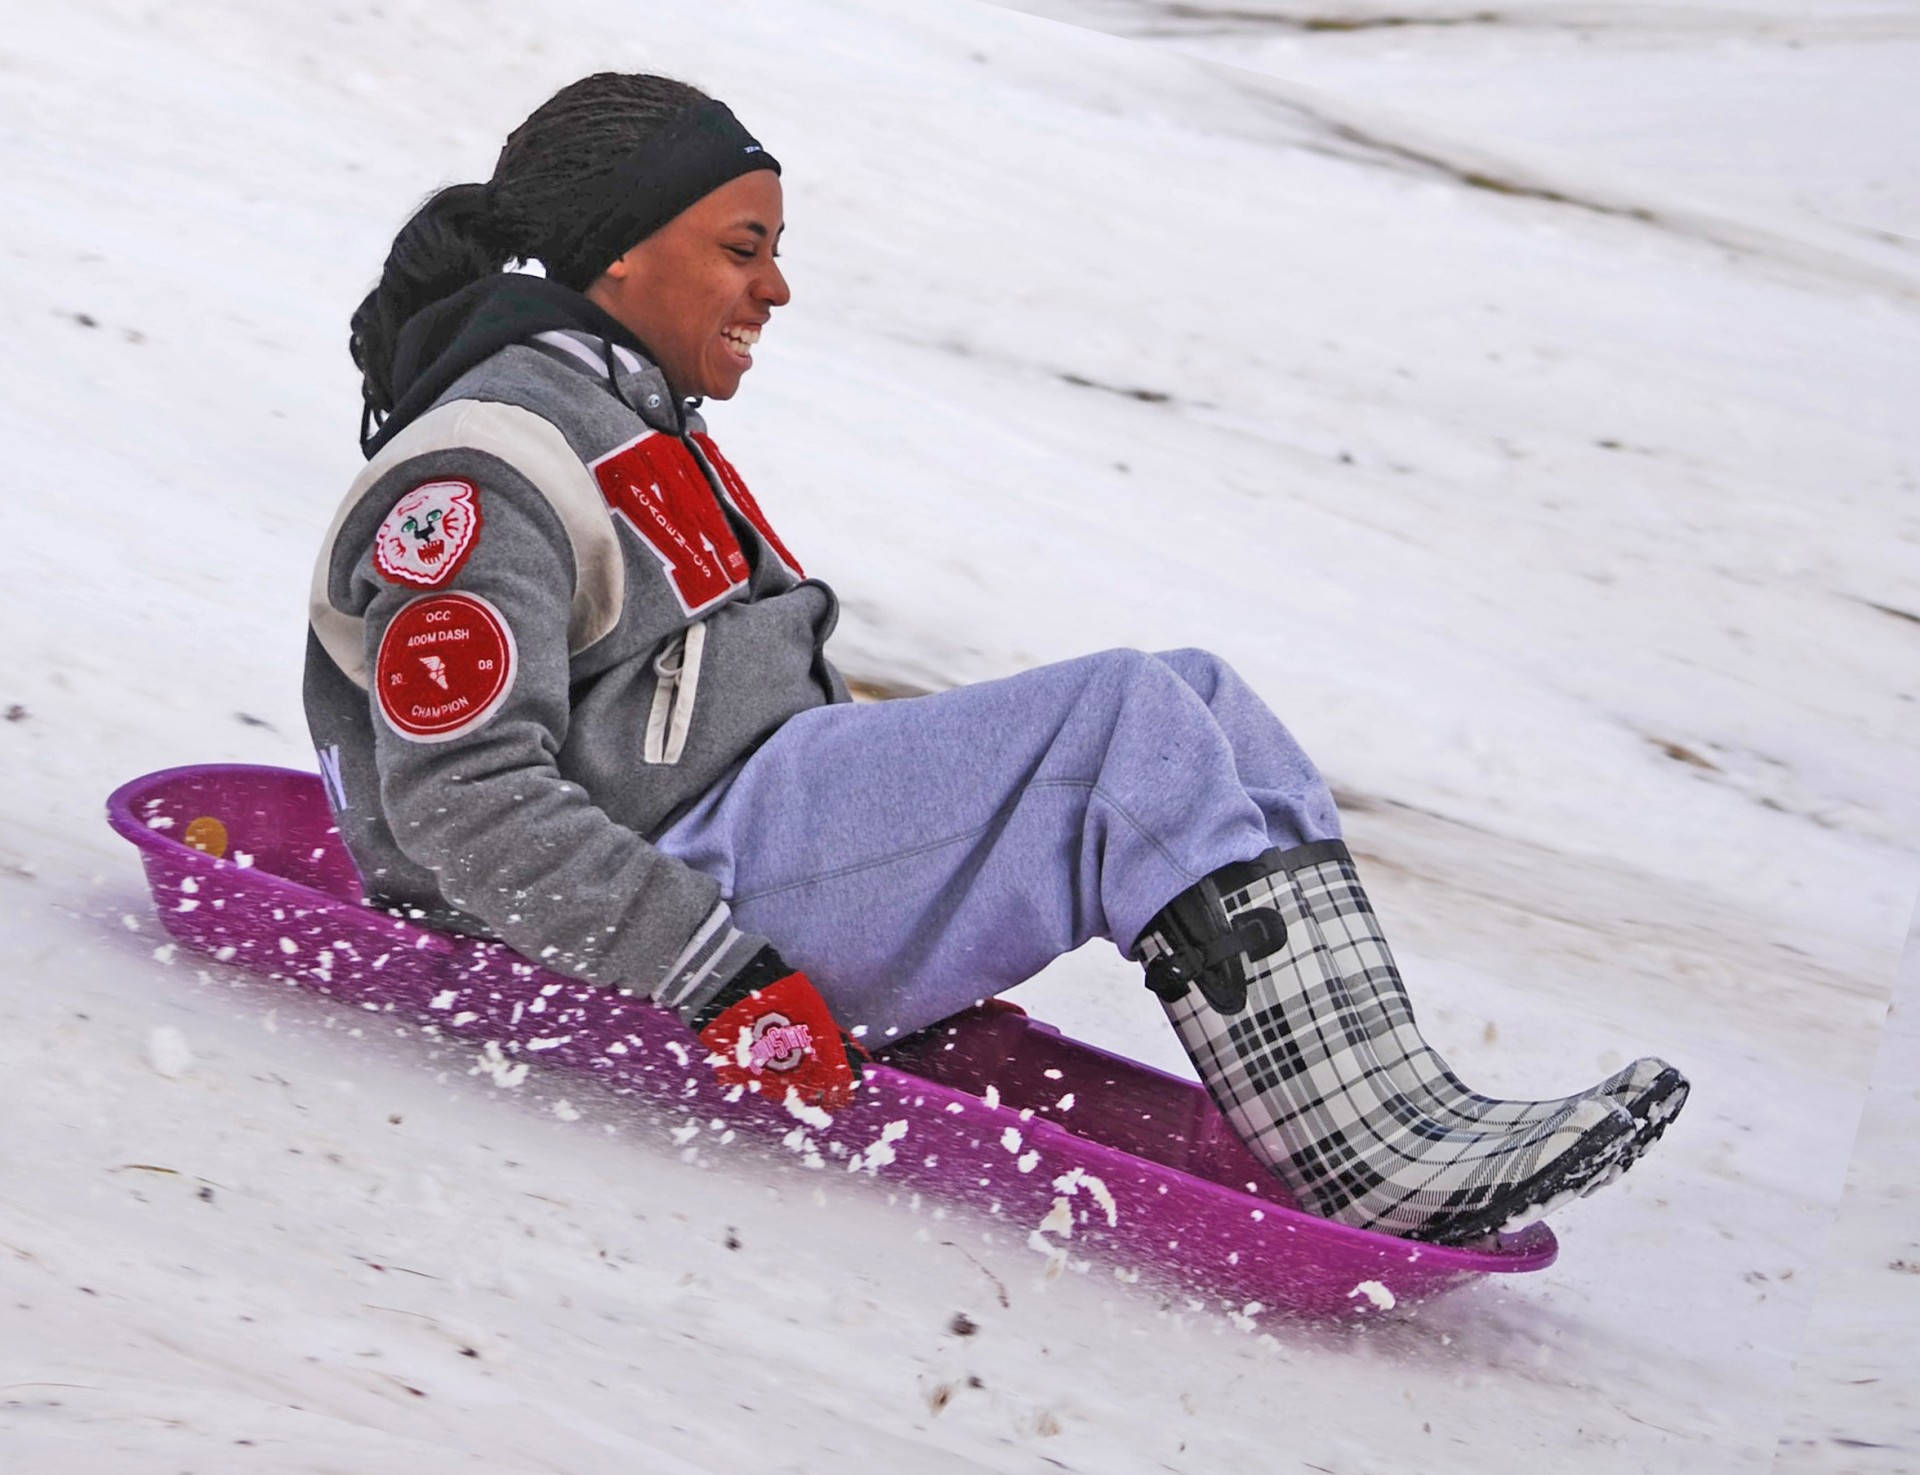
[2,1,1916,1471]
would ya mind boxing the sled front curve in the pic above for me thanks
[107,763,1557,1318]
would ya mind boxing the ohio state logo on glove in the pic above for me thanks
[696,970,863,1110]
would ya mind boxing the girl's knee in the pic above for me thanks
[1152,646,1234,694]
[1064,650,1220,744]
[1066,646,1155,691]
[1058,649,1185,731]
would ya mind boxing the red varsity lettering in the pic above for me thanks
[375,592,516,742]
[591,431,752,614]
[690,433,803,577]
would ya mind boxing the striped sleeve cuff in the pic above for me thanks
[654,901,767,1024]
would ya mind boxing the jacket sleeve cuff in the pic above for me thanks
[654,901,769,1024]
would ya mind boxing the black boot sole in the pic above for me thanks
[1622,1067,1690,1155]
[1406,1106,1639,1248]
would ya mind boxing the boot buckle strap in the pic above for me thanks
[1141,902,1287,1015]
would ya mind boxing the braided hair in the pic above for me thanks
[348,72,709,431]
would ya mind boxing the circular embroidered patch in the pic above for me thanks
[375,592,516,743]
[374,479,481,589]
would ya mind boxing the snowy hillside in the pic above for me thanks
[1,1,1915,1471]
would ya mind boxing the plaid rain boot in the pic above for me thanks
[1281,842,1689,1159]
[1136,853,1640,1245]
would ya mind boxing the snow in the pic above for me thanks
[1,0,1916,1471]
[1349,1280,1397,1313]
[1053,1167,1121,1228]
[1773,898,1920,1469]
[143,1024,195,1081]
[851,1119,912,1174]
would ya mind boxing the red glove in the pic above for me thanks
[693,952,866,1111]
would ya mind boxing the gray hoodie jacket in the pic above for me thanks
[305,294,844,1011]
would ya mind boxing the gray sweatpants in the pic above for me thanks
[655,647,1341,1040]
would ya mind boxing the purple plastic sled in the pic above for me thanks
[107,764,1555,1317]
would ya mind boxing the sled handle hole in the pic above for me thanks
[183,816,229,859]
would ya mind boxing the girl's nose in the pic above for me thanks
[758,259,791,308]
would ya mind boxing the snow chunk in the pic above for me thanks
[849,1119,910,1174]
[1029,1195,1076,1272]
[1000,1126,1023,1154]
[782,1091,833,1130]
[146,1026,193,1079]
[472,1040,528,1089]
[1348,1280,1396,1311]
[779,1126,826,1170]
[429,990,458,1010]
[552,1099,580,1122]
[1016,1150,1040,1174]
[1051,1166,1119,1227]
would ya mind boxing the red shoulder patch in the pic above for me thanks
[374,480,482,589]
[590,431,750,615]
[375,592,516,742]
[691,433,804,577]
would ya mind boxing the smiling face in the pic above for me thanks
[584,170,789,403]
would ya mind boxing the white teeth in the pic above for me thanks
[721,325,761,351]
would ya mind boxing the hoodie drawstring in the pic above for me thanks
[601,336,638,416]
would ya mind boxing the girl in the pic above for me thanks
[307,73,1686,1247]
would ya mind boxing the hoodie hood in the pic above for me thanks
[365,274,671,458]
